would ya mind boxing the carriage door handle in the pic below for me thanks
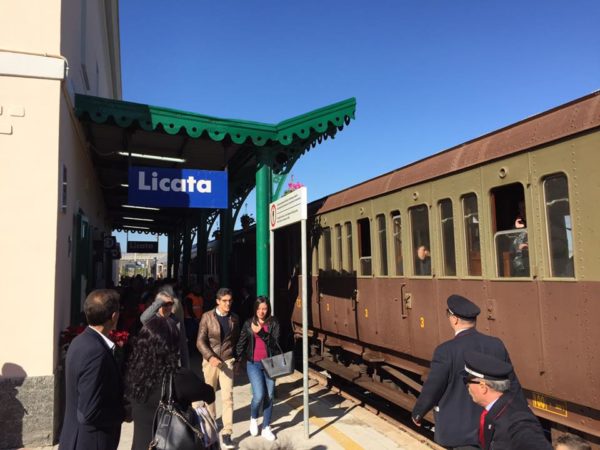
[400,283,411,319]
[351,289,358,311]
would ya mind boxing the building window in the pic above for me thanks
[322,227,332,271]
[357,218,372,276]
[462,194,481,276]
[391,211,403,276]
[544,174,574,277]
[439,199,456,276]
[491,183,529,277]
[335,224,343,272]
[377,214,388,276]
[345,222,354,273]
[410,205,431,276]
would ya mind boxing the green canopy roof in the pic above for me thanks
[74,94,356,234]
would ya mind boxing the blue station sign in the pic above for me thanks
[128,166,228,209]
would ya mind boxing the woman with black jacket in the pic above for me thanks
[235,296,280,441]
[125,316,214,450]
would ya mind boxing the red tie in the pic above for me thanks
[479,409,488,448]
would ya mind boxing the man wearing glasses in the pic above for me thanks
[140,285,190,368]
[196,287,240,449]
[411,295,518,449]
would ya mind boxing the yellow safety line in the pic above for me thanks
[286,393,364,450]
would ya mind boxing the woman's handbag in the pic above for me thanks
[149,373,206,450]
[260,341,294,379]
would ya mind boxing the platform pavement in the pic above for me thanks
[21,369,437,450]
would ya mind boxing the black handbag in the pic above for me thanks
[260,341,294,379]
[149,373,206,450]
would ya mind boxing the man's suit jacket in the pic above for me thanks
[59,327,124,450]
[482,392,552,450]
[412,328,517,447]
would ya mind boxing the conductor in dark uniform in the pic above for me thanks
[59,289,125,450]
[463,351,551,450]
[412,294,518,449]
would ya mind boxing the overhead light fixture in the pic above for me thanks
[121,204,160,211]
[122,225,151,230]
[121,183,129,188]
[123,216,154,222]
[118,152,186,163]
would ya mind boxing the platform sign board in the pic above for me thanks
[127,241,158,253]
[128,166,228,209]
[269,187,307,230]
[268,185,309,438]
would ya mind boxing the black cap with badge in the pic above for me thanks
[464,350,513,382]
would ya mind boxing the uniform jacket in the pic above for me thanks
[196,308,240,362]
[236,317,281,362]
[412,327,518,447]
[482,392,552,450]
[59,327,124,450]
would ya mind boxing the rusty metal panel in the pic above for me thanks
[318,274,358,340]
[537,281,600,410]
[485,280,544,390]
[375,278,412,354]
[355,277,380,345]
[403,278,441,360]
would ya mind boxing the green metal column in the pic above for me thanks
[219,207,232,287]
[256,148,272,296]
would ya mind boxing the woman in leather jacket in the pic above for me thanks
[235,296,281,441]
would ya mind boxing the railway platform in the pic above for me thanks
[23,370,439,450]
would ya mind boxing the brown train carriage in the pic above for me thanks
[284,91,600,443]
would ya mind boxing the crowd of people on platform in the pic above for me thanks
[58,276,283,450]
[57,276,592,450]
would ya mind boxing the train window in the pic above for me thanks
[322,226,332,271]
[462,194,482,276]
[376,214,388,276]
[391,211,403,275]
[544,174,574,277]
[345,222,354,273]
[410,205,431,276]
[491,183,529,277]
[335,224,342,272]
[357,218,372,276]
[439,199,457,276]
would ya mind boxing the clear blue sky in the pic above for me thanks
[116,0,600,251]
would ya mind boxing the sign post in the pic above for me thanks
[269,187,309,438]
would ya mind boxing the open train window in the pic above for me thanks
[376,214,388,276]
[462,194,481,276]
[357,218,372,276]
[543,174,574,277]
[491,183,529,277]
[439,199,456,276]
[335,224,343,272]
[322,226,332,271]
[344,222,354,273]
[391,210,403,275]
[410,205,431,276]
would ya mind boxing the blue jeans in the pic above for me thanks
[246,361,275,426]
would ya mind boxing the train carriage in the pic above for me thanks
[279,92,600,443]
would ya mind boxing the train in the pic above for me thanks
[202,91,600,444]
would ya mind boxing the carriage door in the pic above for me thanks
[405,204,440,361]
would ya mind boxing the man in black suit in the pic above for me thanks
[412,294,518,449]
[59,289,125,450]
[463,351,551,450]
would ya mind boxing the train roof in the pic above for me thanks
[311,90,600,215]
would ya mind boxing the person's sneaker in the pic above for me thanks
[249,418,259,437]
[221,434,235,449]
[261,426,276,441]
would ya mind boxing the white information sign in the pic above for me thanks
[269,187,307,231]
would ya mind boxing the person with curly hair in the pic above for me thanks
[125,316,214,450]
[235,296,281,442]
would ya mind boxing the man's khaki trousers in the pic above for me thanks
[201,358,235,435]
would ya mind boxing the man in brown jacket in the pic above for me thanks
[196,287,240,449]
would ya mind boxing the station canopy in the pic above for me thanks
[75,94,356,235]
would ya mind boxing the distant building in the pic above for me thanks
[0,1,121,447]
